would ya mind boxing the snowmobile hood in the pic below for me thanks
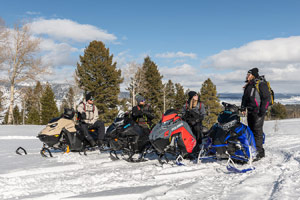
[39,118,76,136]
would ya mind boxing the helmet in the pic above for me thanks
[63,108,75,119]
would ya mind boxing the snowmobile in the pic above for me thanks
[198,102,257,173]
[105,112,152,162]
[37,108,99,157]
[149,109,197,165]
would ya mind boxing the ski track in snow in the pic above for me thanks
[0,119,300,200]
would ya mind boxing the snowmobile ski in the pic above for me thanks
[175,155,185,166]
[226,155,254,173]
[110,150,120,161]
[16,147,27,155]
[226,163,255,173]
[40,147,53,157]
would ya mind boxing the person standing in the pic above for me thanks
[77,92,105,147]
[132,94,155,134]
[182,91,206,144]
[241,68,270,161]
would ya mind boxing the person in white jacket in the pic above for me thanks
[77,92,105,147]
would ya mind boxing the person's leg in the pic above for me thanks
[90,120,105,145]
[253,114,265,158]
[193,122,203,144]
[80,123,96,147]
[248,112,265,159]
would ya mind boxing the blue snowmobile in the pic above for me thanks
[198,102,257,173]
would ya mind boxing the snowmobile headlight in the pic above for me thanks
[54,134,59,137]
[50,123,58,128]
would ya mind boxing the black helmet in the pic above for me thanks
[63,108,75,119]
[222,102,239,114]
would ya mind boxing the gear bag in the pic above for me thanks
[255,75,274,106]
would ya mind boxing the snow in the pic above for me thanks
[1,119,300,200]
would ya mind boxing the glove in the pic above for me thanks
[81,112,86,120]
[240,107,246,112]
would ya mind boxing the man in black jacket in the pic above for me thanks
[132,94,155,134]
[241,68,271,161]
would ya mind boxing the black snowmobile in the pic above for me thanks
[37,108,100,157]
[105,112,152,162]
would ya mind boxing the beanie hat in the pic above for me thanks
[135,94,145,104]
[248,68,259,78]
[85,92,94,101]
[188,91,197,100]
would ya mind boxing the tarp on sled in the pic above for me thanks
[149,109,196,156]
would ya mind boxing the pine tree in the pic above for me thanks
[13,105,21,124]
[27,107,40,124]
[200,78,222,128]
[66,87,75,109]
[41,83,59,125]
[174,83,186,110]
[142,56,164,121]
[33,81,43,122]
[23,81,43,124]
[164,80,175,112]
[119,98,130,112]
[60,98,69,113]
[3,110,8,124]
[75,41,123,123]
[270,102,287,119]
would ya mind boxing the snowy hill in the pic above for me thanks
[0,118,300,199]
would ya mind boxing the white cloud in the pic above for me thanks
[200,36,300,93]
[204,36,300,69]
[26,11,41,15]
[41,65,76,84]
[155,51,197,59]
[28,18,117,43]
[160,64,197,77]
[40,39,79,67]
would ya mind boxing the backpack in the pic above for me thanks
[255,75,274,106]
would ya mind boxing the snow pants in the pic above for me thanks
[247,112,265,157]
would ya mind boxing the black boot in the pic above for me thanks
[254,150,265,162]
[97,140,106,150]
[88,138,96,147]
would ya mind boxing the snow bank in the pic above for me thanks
[0,119,300,199]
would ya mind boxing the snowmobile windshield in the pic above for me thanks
[48,117,61,124]
[218,119,239,131]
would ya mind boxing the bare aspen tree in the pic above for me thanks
[1,22,46,124]
[123,62,143,106]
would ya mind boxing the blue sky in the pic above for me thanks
[1,0,300,93]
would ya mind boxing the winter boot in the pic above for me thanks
[254,149,265,162]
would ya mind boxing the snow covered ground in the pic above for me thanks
[1,119,300,200]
